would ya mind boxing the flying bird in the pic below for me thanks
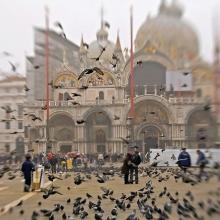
[76,119,86,124]
[137,60,143,66]
[8,61,17,72]
[33,65,41,69]
[2,51,13,57]
[183,72,190,76]
[70,101,80,106]
[114,115,120,120]
[1,105,16,114]
[203,104,211,111]
[60,32,67,39]
[64,93,73,101]
[90,45,106,61]
[83,42,89,49]
[79,85,89,90]
[120,137,130,145]
[24,85,30,92]
[181,84,188,88]
[78,67,104,80]
[110,61,117,68]
[72,92,81,97]
[41,105,47,110]
[54,21,64,30]
[104,21,110,28]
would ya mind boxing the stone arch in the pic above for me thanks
[136,124,166,150]
[123,48,175,86]
[49,112,75,141]
[49,111,74,124]
[85,110,112,140]
[83,108,112,153]
[83,107,113,122]
[124,96,174,123]
[185,107,217,147]
[136,123,166,140]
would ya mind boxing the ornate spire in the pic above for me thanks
[113,31,125,70]
[96,6,108,42]
[114,31,122,52]
[159,0,167,14]
[79,35,87,54]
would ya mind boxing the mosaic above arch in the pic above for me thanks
[54,73,78,88]
[133,100,170,125]
[86,71,115,86]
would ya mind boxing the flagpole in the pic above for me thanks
[45,6,50,152]
[130,6,135,118]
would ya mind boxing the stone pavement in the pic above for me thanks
[0,166,219,220]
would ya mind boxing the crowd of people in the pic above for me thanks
[16,146,211,192]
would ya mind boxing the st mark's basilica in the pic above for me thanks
[25,0,220,154]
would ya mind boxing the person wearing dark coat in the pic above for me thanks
[196,149,208,179]
[177,147,191,173]
[21,154,35,192]
[121,153,132,184]
[130,147,142,184]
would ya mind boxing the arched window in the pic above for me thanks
[5,143,10,153]
[99,91,104,100]
[64,92,69,101]
[58,93,63,101]
[196,88,202,98]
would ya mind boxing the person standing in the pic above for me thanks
[177,147,191,173]
[130,147,142,184]
[196,149,208,179]
[21,154,35,192]
[121,153,132,184]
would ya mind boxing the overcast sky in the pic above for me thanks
[0,0,220,75]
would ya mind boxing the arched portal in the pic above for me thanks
[85,111,112,153]
[49,113,75,152]
[139,125,164,153]
[132,99,171,150]
[186,109,217,148]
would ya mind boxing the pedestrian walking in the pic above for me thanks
[196,149,208,179]
[177,147,191,173]
[21,153,35,192]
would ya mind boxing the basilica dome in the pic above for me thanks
[135,0,199,64]
[87,23,115,65]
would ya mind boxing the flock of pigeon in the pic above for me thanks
[0,162,220,220]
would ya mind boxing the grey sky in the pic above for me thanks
[0,0,220,74]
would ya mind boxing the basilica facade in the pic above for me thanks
[25,0,219,154]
